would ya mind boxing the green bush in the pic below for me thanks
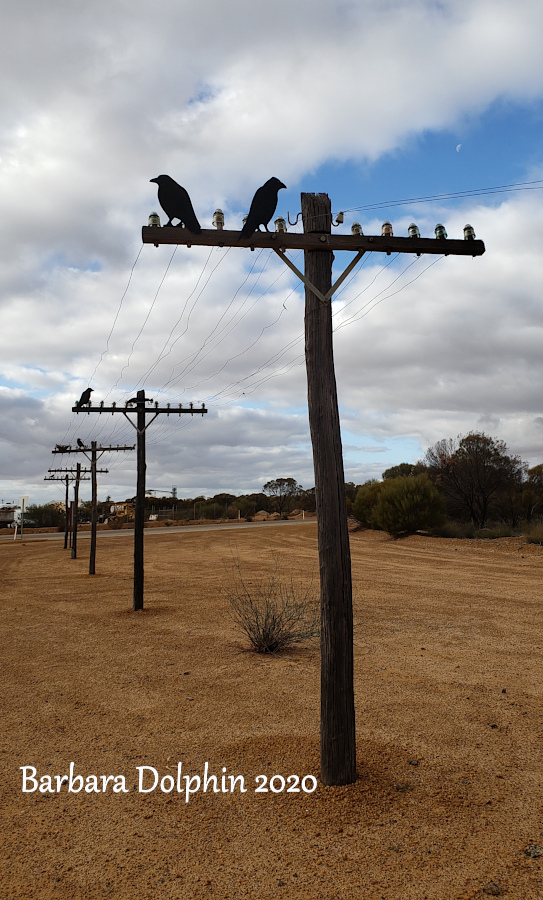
[25,503,65,529]
[374,474,445,536]
[352,480,383,528]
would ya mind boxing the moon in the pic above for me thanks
[456,143,462,152]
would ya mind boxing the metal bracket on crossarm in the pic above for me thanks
[273,249,365,305]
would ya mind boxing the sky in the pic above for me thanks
[2,0,543,506]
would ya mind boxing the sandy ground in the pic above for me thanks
[1,522,543,899]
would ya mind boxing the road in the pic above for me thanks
[0,518,315,543]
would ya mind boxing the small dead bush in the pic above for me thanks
[526,523,543,545]
[228,561,319,653]
[107,517,125,530]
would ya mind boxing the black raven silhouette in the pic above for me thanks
[150,176,201,233]
[77,438,85,449]
[76,388,93,408]
[238,178,286,240]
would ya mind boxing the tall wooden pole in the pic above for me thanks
[89,441,97,575]
[302,192,356,786]
[133,390,146,611]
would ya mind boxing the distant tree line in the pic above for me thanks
[352,432,543,537]
[26,478,316,528]
[145,478,314,522]
[26,436,542,537]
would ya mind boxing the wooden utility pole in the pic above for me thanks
[90,442,98,574]
[52,444,132,573]
[302,193,356,784]
[45,469,94,549]
[74,391,207,609]
[134,391,147,610]
[72,462,81,559]
[63,474,70,549]
[141,202,485,785]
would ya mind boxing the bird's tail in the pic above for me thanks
[238,224,254,241]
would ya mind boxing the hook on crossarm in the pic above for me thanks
[287,211,302,227]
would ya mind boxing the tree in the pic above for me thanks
[211,493,237,507]
[344,482,358,501]
[238,492,272,518]
[373,474,445,536]
[25,503,65,529]
[298,487,316,512]
[262,478,302,515]
[352,480,383,529]
[519,464,543,523]
[424,433,526,529]
[382,463,415,480]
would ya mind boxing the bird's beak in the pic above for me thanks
[150,178,158,184]
[280,182,286,190]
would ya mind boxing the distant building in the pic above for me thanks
[0,505,16,527]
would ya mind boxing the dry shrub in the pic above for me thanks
[228,560,319,653]
[526,523,543,545]
[107,517,124,530]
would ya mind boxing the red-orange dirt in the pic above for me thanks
[1,523,543,899]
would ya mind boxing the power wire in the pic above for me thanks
[341,178,543,215]
[130,246,216,392]
[109,246,178,396]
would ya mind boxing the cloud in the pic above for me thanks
[2,0,543,502]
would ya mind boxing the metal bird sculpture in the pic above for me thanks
[238,178,286,240]
[76,388,93,408]
[150,175,202,233]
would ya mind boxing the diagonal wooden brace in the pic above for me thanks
[274,249,365,305]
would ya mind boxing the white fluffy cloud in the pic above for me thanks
[2,0,543,502]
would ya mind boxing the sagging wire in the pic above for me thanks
[59,244,144,446]
[334,256,444,332]
[130,245,216,392]
[156,248,265,394]
[206,254,443,405]
[108,245,179,397]
[159,250,304,398]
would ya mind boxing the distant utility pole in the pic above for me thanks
[45,465,90,555]
[71,462,82,559]
[52,443,132,573]
[46,468,95,549]
[73,390,207,610]
[142,198,485,786]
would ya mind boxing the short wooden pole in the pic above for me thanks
[133,390,146,610]
[71,463,81,559]
[89,442,97,575]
